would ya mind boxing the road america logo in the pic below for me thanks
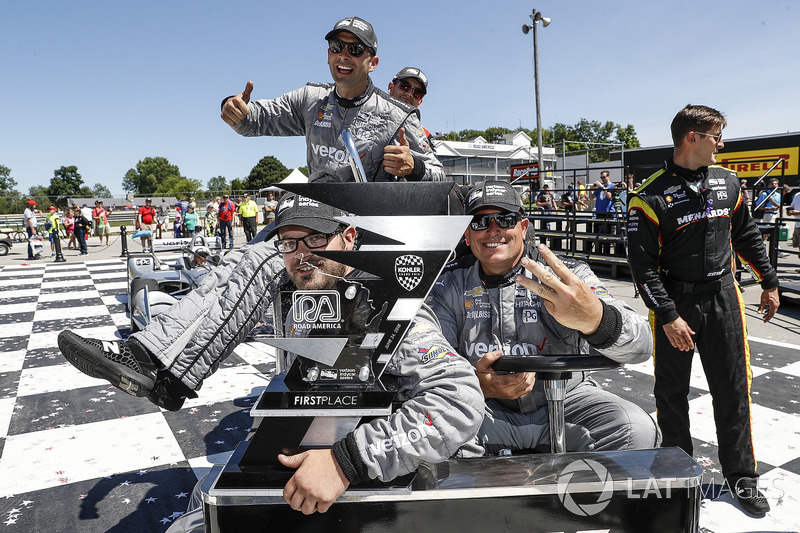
[395,255,424,291]
[557,459,614,516]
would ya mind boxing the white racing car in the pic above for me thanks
[127,234,220,333]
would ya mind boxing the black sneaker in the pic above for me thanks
[57,331,157,397]
[733,477,770,517]
[146,371,197,411]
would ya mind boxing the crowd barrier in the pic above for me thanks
[525,209,630,277]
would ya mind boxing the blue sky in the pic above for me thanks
[2,1,799,194]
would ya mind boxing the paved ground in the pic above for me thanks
[0,232,798,532]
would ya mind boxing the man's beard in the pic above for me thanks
[288,257,349,290]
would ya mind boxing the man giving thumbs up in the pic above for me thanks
[220,16,444,183]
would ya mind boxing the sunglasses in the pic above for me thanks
[692,131,723,144]
[470,212,521,231]
[328,39,369,58]
[395,80,424,100]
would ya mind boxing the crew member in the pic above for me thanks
[428,181,659,453]
[627,104,779,517]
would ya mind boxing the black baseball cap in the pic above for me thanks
[466,181,524,214]
[265,194,347,240]
[393,67,428,95]
[325,17,377,54]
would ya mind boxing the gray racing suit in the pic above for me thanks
[231,77,445,182]
[427,244,660,452]
[131,237,484,484]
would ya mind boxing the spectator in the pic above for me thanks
[593,171,615,213]
[184,205,199,237]
[137,198,157,252]
[535,183,555,230]
[157,199,170,239]
[173,206,183,238]
[93,201,110,246]
[204,204,218,238]
[45,206,60,257]
[234,197,242,229]
[218,194,235,248]
[80,204,93,233]
[789,188,800,260]
[577,180,588,210]
[64,208,76,250]
[740,180,751,211]
[73,207,90,256]
[263,191,277,227]
[239,192,259,242]
[24,200,40,260]
[754,178,781,222]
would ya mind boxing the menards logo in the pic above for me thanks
[717,147,798,178]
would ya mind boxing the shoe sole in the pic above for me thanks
[58,333,154,397]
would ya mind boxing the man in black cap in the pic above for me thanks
[220,17,444,183]
[388,67,427,108]
[427,180,659,453]
[387,66,433,146]
[58,194,483,514]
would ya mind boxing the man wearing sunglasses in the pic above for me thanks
[220,17,444,183]
[627,105,779,517]
[428,181,659,455]
[58,194,483,515]
[387,67,433,145]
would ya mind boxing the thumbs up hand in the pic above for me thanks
[382,127,415,177]
[221,81,254,127]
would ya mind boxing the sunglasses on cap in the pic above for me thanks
[328,39,370,58]
[395,80,424,100]
[470,212,521,231]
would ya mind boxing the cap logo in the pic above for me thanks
[484,184,508,196]
[468,190,483,204]
[278,196,296,214]
[395,255,424,292]
[350,18,369,32]
[297,196,320,208]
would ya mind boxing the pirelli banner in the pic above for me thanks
[716,147,799,179]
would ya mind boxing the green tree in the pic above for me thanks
[551,119,639,162]
[0,165,17,193]
[153,176,204,196]
[0,165,21,214]
[615,124,641,150]
[207,176,228,195]
[230,178,247,195]
[28,185,51,209]
[123,157,181,194]
[47,165,85,200]
[92,183,112,198]
[297,167,309,177]
[246,156,290,190]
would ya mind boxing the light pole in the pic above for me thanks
[522,9,551,185]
